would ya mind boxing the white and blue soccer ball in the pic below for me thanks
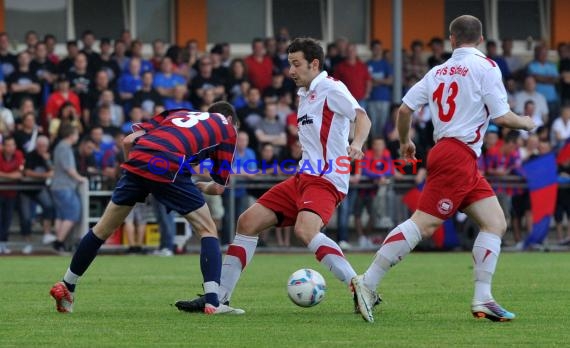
[287,268,327,307]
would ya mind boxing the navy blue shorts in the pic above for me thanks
[111,171,205,215]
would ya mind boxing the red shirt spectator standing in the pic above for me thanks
[244,38,273,92]
[333,43,371,103]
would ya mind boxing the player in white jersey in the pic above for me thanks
[175,38,372,314]
[295,64,363,194]
[352,15,535,323]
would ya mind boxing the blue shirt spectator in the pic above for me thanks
[118,73,143,97]
[486,40,510,79]
[367,58,392,102]
[153,57,187,105]
[163,84,194,111]
[140,59,154,74]
[153,73,186,89]
[528,46,560,102]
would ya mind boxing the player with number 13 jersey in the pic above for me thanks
[352,15,535,324]
[403,45,509,157]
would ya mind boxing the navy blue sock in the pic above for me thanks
[62,280,76,293]
[64,229,105,291]
[200,237,221,307]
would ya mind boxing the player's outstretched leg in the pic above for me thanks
[50,229,105,313]
[50,202,132,313]
[353,218,423,322]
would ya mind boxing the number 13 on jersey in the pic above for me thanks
[432,81,459,122]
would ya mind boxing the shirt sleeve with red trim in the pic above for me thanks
[326,82,363,122]
[402,75,429,111]
[481,66,510,119]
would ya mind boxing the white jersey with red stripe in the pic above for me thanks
[296,71,363,194]
[402,47,510,157]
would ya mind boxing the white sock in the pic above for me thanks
[203,281,219,303]
[307,232,356,285]
[472,231,501,301]
[363,219,422,290]
[219,233,258,302]
[63,268,80,290]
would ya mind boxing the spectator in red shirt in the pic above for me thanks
[0,136,24,254]
[333,43,371,105]
[244,38,273,92]
[45,77,81,121]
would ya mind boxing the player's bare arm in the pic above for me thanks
[397,103,417,160]
[122,130,146,158]
[347,109,371,160]
[493,111,536,131]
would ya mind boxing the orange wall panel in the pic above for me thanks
[175,0,207,50]
[552,0,570,47]
[0,0,4,33]
[371,0,445,50]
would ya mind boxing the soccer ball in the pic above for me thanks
[287,268,327,307]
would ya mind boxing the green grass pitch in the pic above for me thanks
[0,252,568,347]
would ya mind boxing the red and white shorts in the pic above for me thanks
[257,174,345,227]
[418,138,495,220]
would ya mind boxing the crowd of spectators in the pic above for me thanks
[0,28,569,254]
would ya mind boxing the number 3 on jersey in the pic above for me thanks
[171,112,210,128]
[432,81,459,122]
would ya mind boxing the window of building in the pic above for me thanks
[74,0,125,40]
[5,0,67,43]
[273,0,324,40]
[444,0,486,36]
[207,0,368,45]
[333,0,367,43]
[207,0,266,44]
[135,0,172,43]
[498,0,540,40]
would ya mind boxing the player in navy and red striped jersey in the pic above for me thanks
[122,107,236,186]
[50,101,245,315]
